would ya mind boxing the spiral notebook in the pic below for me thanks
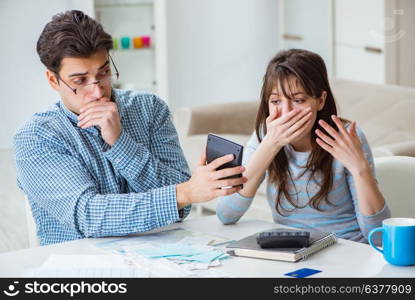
[226,228,337,262]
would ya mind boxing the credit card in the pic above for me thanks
[284,268,322,278]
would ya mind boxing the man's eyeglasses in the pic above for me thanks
[56,54,119,95]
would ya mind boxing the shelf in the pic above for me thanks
[95,0,153,8]
[94,0,167,100]
[112,47,154,51]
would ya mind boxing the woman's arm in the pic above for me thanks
[316,117,391,242]
[216,133,265,224]
[238,137,281,197]
[349,164,385,216]
[316,116,386,216]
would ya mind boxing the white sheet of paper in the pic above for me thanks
[25,254,149,278]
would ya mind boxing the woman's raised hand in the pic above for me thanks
[263,107,313,149]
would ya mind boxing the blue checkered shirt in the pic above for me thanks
[13,89,191,245]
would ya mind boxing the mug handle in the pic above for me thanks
[368,227,384,254]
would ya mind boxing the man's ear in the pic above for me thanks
[46,70,60,91]
[317,91,327,111]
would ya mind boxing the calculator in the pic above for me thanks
[256,230,310,248]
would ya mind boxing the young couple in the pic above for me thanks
[14,10,388,246]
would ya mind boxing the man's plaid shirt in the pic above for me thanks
[13,89,191,245]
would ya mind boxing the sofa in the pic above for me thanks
[173,79,415,220]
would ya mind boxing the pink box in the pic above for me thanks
[141,36,151,47]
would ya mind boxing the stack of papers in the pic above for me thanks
[25,254,149,277]
[95,228,232,277]
[132,243,228,263]
[24,229,232,278]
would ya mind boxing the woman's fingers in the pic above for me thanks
[318,119,341,141]
[316,137,334,154]
[315,128,336,147]
[282,106,312,130]
[277,107,312,131]
[266,109,279,125]
[331,115,349,137]
[268,108,301,127]
[287,116,314,141]
[350,121,358,137]
[266,108,312,147]
[282,111,312,138]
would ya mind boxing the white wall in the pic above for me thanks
[0,0,279,148]
[165,0,280,110]
[0,0,74,149]
[398,0,415,87]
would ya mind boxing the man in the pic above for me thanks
[14,10,246,245]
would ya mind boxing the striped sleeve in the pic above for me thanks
[346,125,391,242]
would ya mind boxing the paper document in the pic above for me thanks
[25,254,148,278]
[95,228,232,277]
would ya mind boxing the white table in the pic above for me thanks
[0,216,414,277]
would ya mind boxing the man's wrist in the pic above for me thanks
[176,182,191,209]
[106,130,122,147]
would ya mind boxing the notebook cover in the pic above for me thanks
[226,228,337,262]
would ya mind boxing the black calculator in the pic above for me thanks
[206,133,243,180]
[256,230,310,248]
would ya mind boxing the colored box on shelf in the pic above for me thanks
[141,36,151,47]
[120,37,130,49]
[133,37,143,48]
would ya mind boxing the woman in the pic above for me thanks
[216,49,390,243]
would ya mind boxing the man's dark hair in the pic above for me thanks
[36,10,113,74]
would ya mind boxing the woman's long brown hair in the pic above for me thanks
[256,49,343,215]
